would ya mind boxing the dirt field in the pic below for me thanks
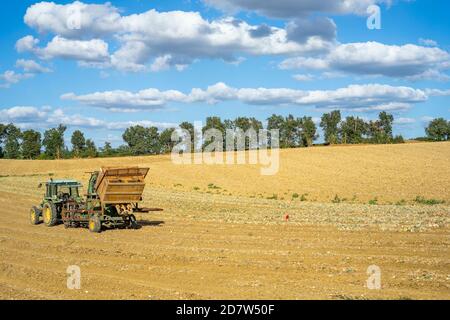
[0,142,449,300]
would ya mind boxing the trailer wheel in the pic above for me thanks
[89,216,102,233]
[30,206,40,225]
[43,202,58,227]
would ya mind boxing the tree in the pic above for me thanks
[0,124,6,158]
[179,122,197,153]
[267,114,285,147]
[298,116,318,147]
[320,110,341,144]
[71,130,86,157]
[101,141,114,157]
[159,128,176,154]
[202,117,226,151]
[43,124,67,159]
[21,130,41,159]
[281,115,299,148]
[122,125,160,155]
[426,118,449,141]
[229,117,263,150]
[378,112,394,139]
[3,124,22,159]
[340,116,367,144]
[84,139,98,158]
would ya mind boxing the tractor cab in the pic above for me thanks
[41,179,83,204]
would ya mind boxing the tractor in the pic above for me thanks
[30,179,83,227]
[30,167,155,233]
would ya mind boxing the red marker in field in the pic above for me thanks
[285,214,289,222]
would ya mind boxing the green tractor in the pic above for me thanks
[30,179,84,227]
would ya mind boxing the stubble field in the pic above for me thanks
[0,142,449,299]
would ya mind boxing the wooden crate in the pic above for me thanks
[95,167,149,204]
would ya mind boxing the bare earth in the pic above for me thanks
[0,142,449,300]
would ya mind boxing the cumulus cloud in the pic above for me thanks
[19,1,335,72]
[17,35,110,63]
[419,38,438,47]
[0,71,34,88]
[280,42,450,80]
[286,17,337,44]
[202,0,388,18]
[16,59,52,73]
[0,106,177,130]
[62,82,429,112]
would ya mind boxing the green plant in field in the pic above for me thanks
[368,198,378,205]
[395,199,407,206]
[414,196,445,205]
[208,183,221,190]
[267,194,278,200]
[193,186,200,191]
[292,193,299,199]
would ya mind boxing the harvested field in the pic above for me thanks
[0,142,449,300]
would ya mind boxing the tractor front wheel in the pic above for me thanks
[89,216,102,233]
[30,206,40,225]
[43,202,58,227]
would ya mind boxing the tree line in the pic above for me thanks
[0,111,449,160]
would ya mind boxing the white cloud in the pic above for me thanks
[394,117,416,125]
[15,35,40,53]
[293,74,315,81]
[419,38,438,47]
[202,0,387,18]
[0,71,34,88]
[17,35,110,63]
[0,106,47,122]
[16,59,52,73]
[20,2,335,72]
[425,88,450,96]
[62,82,429,112]
[0,106,177,131]
[280,42,450,80]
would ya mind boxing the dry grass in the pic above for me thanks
[1,141,449,204]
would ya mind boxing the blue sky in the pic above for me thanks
[1,0,449,146]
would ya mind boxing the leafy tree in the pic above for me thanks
[229,117,263,150]
[101,141,114,157]
[320,110,341,144]
[123,125,160,155]
[267,114,285,147]
[21,129,41,159]
[340,116,367,144]
[3,124,22,159]
[179,122,198,153]
[43,124,67,159]
[159,128,176,154]
[425,118,449,141]
[71,130,86,157]
[0,124,7,158]
[392,135,405,144]
[378,112,394,140]
[84,139,98,158]
[298,116,318,147]
[282,115,299,148]
[202,117,226,150]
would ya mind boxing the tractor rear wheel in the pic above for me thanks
[30,206,40,225]
[89,216,102,233]
[43,202,58,227]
